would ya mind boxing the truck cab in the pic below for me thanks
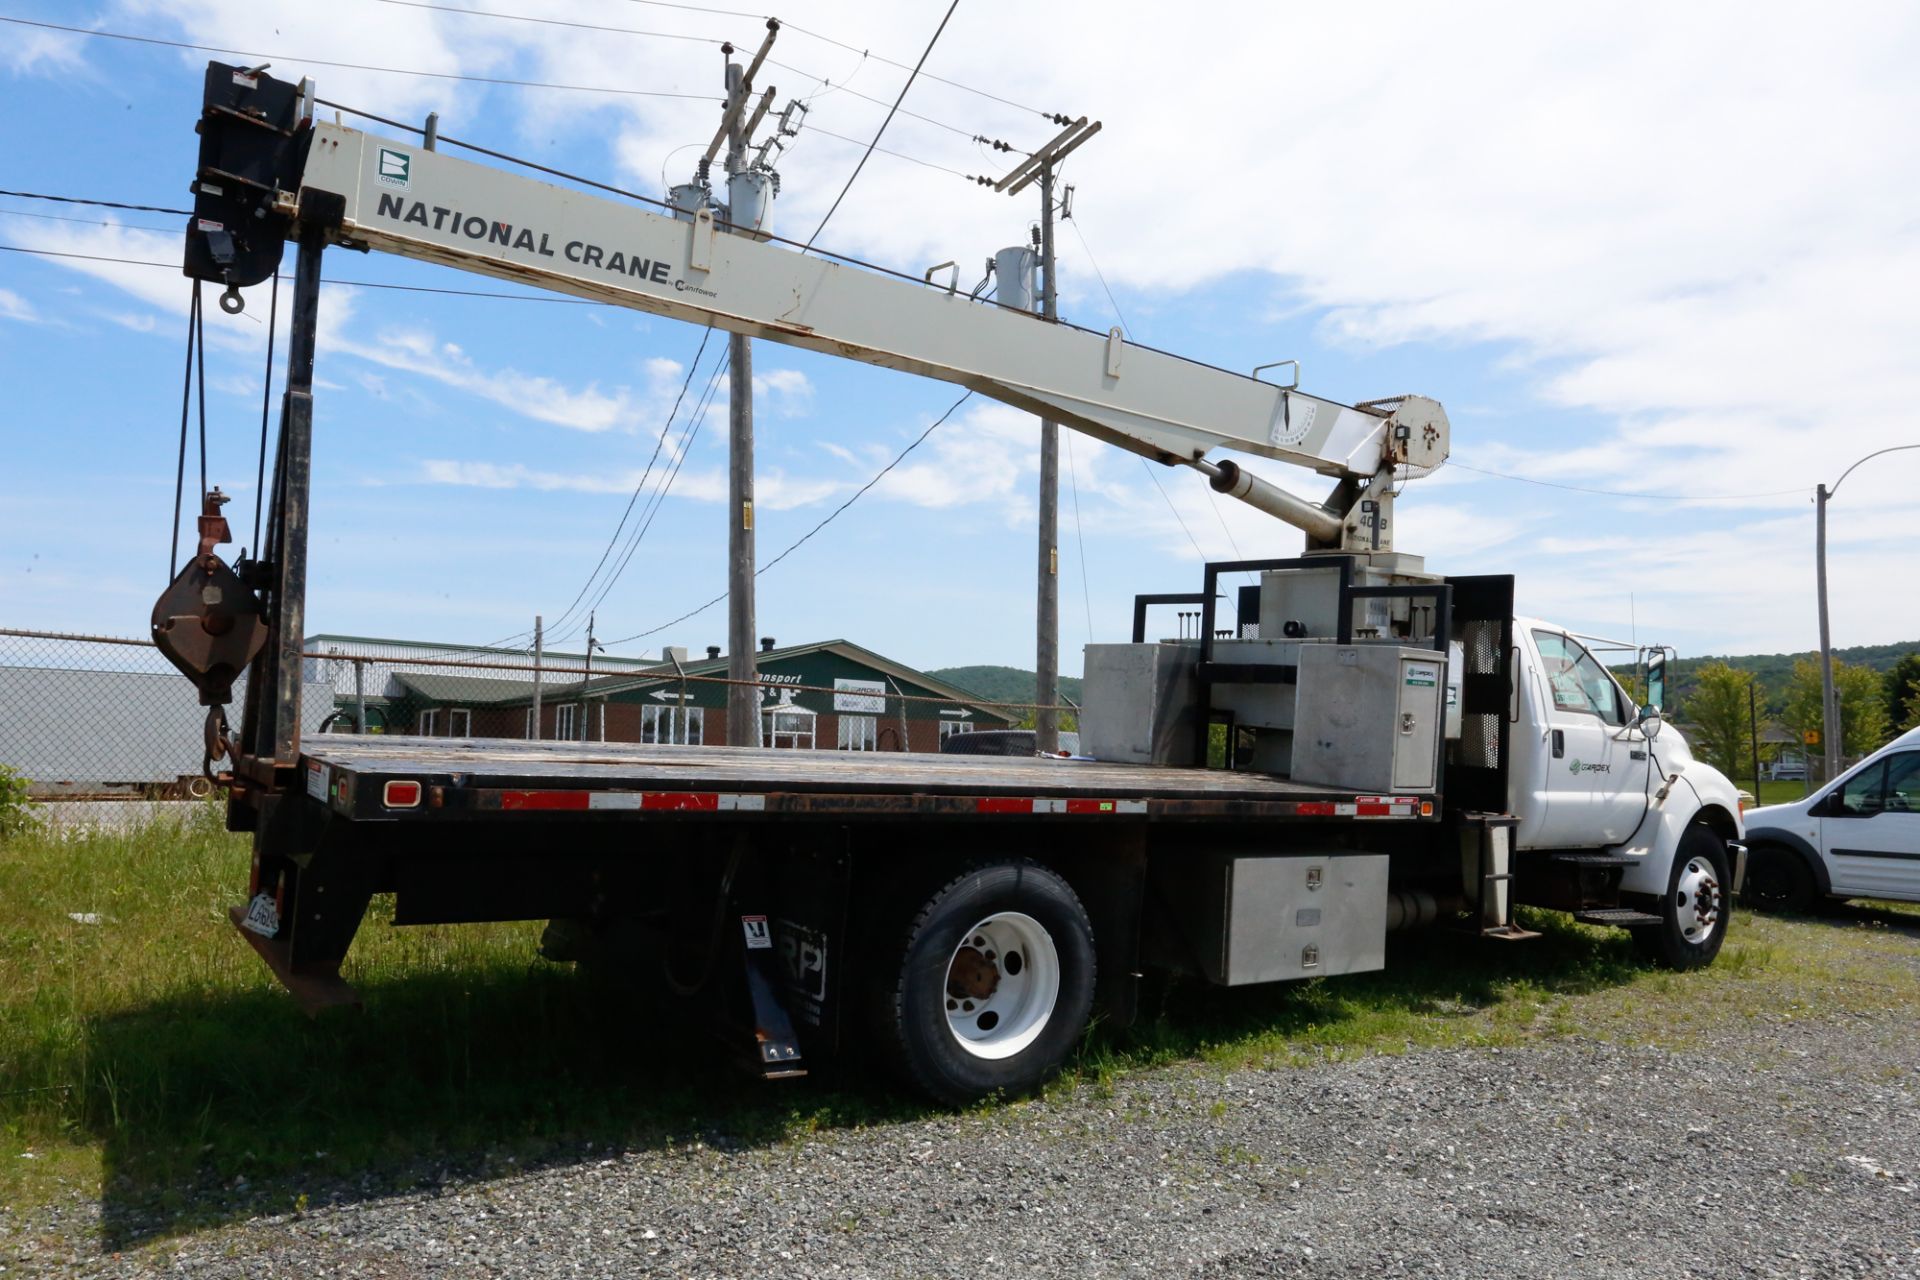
[1504,620,1746,964]
[1743,725,1920,911]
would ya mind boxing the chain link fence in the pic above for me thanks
[0,628,574,828]
[2,626,1047,827]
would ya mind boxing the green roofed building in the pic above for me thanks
[303,634,1015,751]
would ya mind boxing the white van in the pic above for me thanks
[1743,725,1920,910]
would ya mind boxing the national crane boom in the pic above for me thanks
[189,70,1446,555]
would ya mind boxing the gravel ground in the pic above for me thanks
[10,1000,1917,1280]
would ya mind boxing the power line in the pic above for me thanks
[0,242,608,304]
[602,0,1057,118]
[543,327,715,639]
[603,388,972,647]
[1447,461,1808,502]
[375,0,722,46]
[805,0,962,248]
[0,206,179,235]
[1066,215,1129,337]
[372,0,995,144]
[803,122,974,180]
[556,343,731,644]
[0,188,192,217]
[0,15,722,100]
[1064,432,1094,642]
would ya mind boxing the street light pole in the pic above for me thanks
[1815,442,1920,783]
[1815,482,1838,783]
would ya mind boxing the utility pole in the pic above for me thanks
[724,53,758,750]
[1034,163,1061,754]
[987,116,1101,754]
[583,610,600,742]
[531,614,544,741]
[679,21,782,751]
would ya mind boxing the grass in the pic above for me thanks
[3,806,1917,1250]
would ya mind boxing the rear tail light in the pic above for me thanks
[383,780,422,809]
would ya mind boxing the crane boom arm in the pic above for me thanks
[185,67,1447,547]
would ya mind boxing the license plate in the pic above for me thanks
[241,892,281,937]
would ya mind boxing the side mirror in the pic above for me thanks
[1646,651,1667,715]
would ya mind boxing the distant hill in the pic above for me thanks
[1611,640,1917,717]
[930,665,1085,708]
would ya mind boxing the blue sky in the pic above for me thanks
[4,1,1919,672]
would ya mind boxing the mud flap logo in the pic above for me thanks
[775,920,829,1027]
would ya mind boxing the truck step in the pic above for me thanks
[1573,907,1663,928]
[1548,852,1637,868]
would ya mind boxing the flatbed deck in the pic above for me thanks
[298,735,1438,823]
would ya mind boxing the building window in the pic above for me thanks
[556,704,578,740]
[764,703,816,749]
[642,704,704,745]
[524,707,537,739]
[418,709,439,736]
[939,720,975,743]
[448,708,471,737]
[838,714,877,751]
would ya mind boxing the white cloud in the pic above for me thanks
[4,27,86,75]
[332,325,642,433]
[753,367,813,414]
[0,288,37,322]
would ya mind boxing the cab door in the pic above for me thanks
[1818,751,1920,898]
[1525,628,1649,848]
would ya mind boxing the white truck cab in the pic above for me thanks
[1507,620,1747,965]
[1743,725,1920,911]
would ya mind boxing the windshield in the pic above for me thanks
[1533,630,1627,726]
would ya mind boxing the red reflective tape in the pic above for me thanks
[1355,803,1394,816]
[976,797,1033,814]
[1296,802,1338,816]
[641,791,719,811]
[500,790,590,811]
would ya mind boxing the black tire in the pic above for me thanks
[1631,824,1731,970]
[1743,844,1818,914]
[870,860,1097,1107]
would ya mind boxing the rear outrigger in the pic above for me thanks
[154,64,1746,1104]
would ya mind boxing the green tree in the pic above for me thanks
[1680,662,1754,777]
[1883,653,1920,733]
[1784,656,1892,764]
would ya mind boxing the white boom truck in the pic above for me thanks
[153,64,1745,1104]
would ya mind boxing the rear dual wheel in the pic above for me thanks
[871,861,1096,1107]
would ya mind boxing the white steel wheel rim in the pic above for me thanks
[1674,855,1723,943]
[943,911,1060,1061]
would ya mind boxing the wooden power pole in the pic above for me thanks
[990,117,1101,753]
